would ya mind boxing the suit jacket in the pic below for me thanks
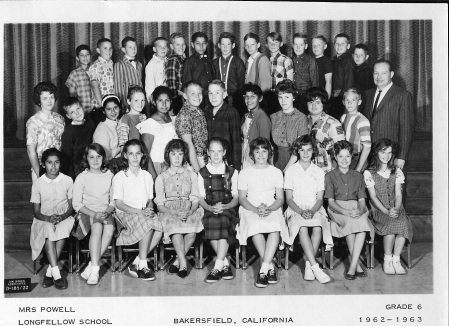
[362,84,414,160]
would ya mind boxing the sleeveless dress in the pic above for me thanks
[155,168,204,243]
[364,169,413,242]
[199,165,239,245]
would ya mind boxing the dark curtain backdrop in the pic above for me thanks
[3,20,432,141]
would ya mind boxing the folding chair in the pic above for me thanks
[33,236,74,274]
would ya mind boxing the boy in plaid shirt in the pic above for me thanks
[65,45,93,113]
[166,32,186,114]
[266,32,294,116]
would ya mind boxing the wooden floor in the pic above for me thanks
[4,241,433,298]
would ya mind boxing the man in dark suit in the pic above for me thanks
[362,59,414,169]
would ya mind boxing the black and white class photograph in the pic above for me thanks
[0,2,447,326]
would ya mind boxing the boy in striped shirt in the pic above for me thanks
[340,87,371,171]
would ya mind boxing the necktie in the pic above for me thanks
[372,90,382,116]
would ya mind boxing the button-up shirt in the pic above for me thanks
[212,54,246,95]
[88,56,114,108]
[166,54,185,98]
[182,52,214,89]
[65,66,93,112]
[332,52,354,93]
[145,55,167,99]
[270,109,308,147]
[324,168,366,201]
[114,56,144,108]
[293,53,319,92]
[175,103,208,159]
[269,52,294,91]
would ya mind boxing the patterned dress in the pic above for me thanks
[364,168,413,242]
[308,112,345,172]
[155,168,204,243]
[199,164,239,244]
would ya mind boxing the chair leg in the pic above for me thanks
[242,245,247,270]
[235,245,240,269]
[111,239,116,272]
[153,244,158,271]
[118,246,123,273]
[284,247,289,270]
[33,259,37,275]
[68,237,73,274]
[407,243,411,269]
[370,242,374,269]
[330,247,334,270]
[321,243,326,270]
[76,239,80,274]
[194,238,200,269]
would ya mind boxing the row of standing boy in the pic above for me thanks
[27,78,412,290]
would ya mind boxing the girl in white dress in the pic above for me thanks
[285,135,332,284]
[30,148,74,290]
[236,137,291,288]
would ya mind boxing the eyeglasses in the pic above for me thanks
[243,95,258,101]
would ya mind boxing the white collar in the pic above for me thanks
[206,162,226,173]
[377,81,393,94]
[41,173,63,183]
[153,55,167,63]
[248,52,261,61]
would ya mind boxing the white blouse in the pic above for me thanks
[136,117,177,162]
[284,162,325,207]
[363,168,405,188]
[112,168,154,210]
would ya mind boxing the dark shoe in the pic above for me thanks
[205,269,222,283]
[355,270,367,278]
[255,273,268,288]
[128,264,139,278]
[177,267,188,279]
[138,267,155,281]
[267,269,278,284]
[222,265,234,280]
[42,275,54,288]
[168,263,179,275]
[344,272,356,280]
[53,276,68,290]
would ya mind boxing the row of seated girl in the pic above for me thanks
[31,134,412,290]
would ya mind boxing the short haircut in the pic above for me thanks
[367,138,398,174]
[334,33,350,43]
[208,137,227,151]
[76,44,91,56]
[80,143,108,171]
[62,97,81,113]
[41,148,62,165]
[183,80,202,92]
[304,87,330,112]
[242,83,263,97]
[374,59,394,72]
[101,94,123,122]
[169,32,184,44]
[33,82,57,106]
[121,36,136,48]
[291,134,319,161]
[97,37,112,48]
[153,37,168,48]
[121,139,148,170]
[244,32,259,44]
[312,35,327,43]
[267,32,282,43]
[218,32,236,44]
[343,87,361,100]
[127,85,146,101]
[249,137,273,161]
[208,79,226,91]
[354,43,369,55]
[191,31,208,43]
[293,33,308,45]
[333,140,354,156]
[275,79,299,98]
[164,139,189,166]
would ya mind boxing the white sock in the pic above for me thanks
[132,256,140,265]
[223,257,230,266]
[172,257,179,266]
[305,260,311,269]
[91,266,100,273]
[384,254,393,262]
[214,259,224,271]
[51,266,61,280]
[392,255,401,262]
[138,259,148,270]
[260,262,270,275]
[269,262,275,270]
[46,265,52,277]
